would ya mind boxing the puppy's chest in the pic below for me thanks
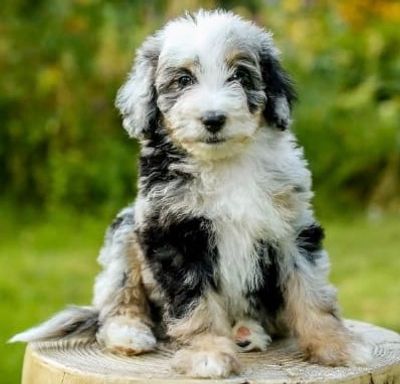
[194,176,284,311]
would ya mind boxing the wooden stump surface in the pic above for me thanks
[22,320,400,384]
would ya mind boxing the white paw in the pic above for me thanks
[172,348,239,378]
[97,316,156,355]
[232,319,271,352]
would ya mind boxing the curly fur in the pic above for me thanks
[11,10,371,378]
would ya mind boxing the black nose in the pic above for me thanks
[201,112,226,133]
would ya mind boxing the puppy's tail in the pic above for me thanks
[8,306,99,343]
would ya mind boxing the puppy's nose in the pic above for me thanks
[201,112,226,133]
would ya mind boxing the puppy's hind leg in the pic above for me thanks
[94,206,156,355]
[281,224,371,366]
[9,206,150,347]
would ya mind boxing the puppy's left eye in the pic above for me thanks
[177,75,194,87]
[227,68,252,87]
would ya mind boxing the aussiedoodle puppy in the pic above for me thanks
[12,10,371,378]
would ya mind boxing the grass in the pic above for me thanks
[0,210,399,384]
[326,216,400,331]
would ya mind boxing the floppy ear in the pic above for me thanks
[259,45,297,130]
[115,36,161,139]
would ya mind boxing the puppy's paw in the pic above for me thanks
[232,319,271,352]
[172,348,239,378]
[97,316,156,355]
[171,335,240,378]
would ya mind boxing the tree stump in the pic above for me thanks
[22,320,400,384]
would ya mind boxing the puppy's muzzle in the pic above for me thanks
[201,111,226,134]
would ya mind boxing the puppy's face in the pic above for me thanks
[117,11,295,161]
[155,22,265,160]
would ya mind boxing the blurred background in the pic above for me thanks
[1,0,399,382]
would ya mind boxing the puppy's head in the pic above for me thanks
[116,10,295,160]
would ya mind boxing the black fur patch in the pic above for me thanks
[296,224,325,264]
[230,63,265,114]
[247,242,284,317]
[260,54,297,130]
[138,216,218,319]
[139,121,192,194]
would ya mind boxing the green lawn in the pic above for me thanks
[1,212,399,384]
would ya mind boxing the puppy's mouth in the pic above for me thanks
[181,134,251,147]
[203,136,226,144]
[181,136,227,145]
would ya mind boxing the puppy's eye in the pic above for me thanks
[177,75,194,87]
[228,68,251,87]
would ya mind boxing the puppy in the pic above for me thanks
[11,10,370,378]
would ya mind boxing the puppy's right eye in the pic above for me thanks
[227,67,252,88]
[177,75,194,87]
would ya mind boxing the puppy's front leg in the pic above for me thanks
[140,216,239,377]
[282,224,370,366]
[168,292,239,378]
[172,333,239,378]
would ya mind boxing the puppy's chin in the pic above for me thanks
[163,117,261,162]
[181,137,253,162]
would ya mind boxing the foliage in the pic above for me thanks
[1,0,399,213]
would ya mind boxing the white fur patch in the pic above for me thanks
[173,350,235,378]
[171,335,239,378]
[275,96,292,127]
[97,316,156,354]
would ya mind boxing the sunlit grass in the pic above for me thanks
[0,211,105,384]
[1,212,399,384]
[326,216,400,332]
